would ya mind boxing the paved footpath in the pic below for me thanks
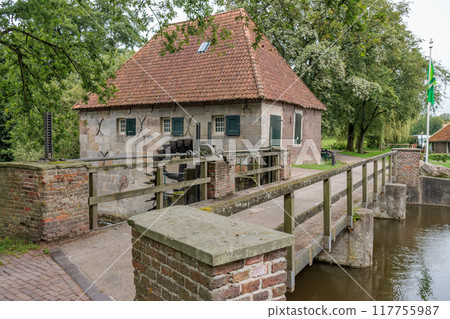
[0,250,89,301]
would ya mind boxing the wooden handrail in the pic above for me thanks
[202,151,396,216]
[89,177,211,205]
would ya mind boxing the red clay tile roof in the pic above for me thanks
[430,123,450,142]
[73,9,326,111]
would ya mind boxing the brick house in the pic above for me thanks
[430,123,450,153]
[73,8,325,163]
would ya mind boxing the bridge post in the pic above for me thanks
[284,192,296,292]
[254,157,261,185]
[373,160,378,202]
[200,161,208,201]
[362,164,368,208]
[393,153,398,183]
[323,178,332,251]
[346,169,353,228]
[156,167,164,209]
[382,157,386,192]
[388,155,393,182]
[89,171,99,230]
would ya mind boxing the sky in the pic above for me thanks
[171,1,450,115]
[398,0,450,115]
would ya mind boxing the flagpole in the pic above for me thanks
[425,39,433,163]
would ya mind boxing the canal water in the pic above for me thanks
[287,204,450,301]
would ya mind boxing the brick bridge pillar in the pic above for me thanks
[128,206,294,301]
[393,148,421,202]
[207,160,235,199]
[0,161,91,242]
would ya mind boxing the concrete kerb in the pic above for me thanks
[50,249,112,301]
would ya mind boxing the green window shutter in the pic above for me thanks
[172,117,184,136]
[294,113,302,144]
[126,118,136,136]
[225,115,240,136]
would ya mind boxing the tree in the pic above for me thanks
[411,114,447,136]
[0,0,231,160]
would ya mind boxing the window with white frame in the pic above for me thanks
[214,116,225,134]
[162,118,171,134]
[118,118,126,135]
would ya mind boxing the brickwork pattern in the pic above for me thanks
[0,168,43,241]
[131,229,288,301]
[0,165,89,242]
[40,168,90,241]
[396,150,421,177]
[207,161,236,199]
[0,251,89,301]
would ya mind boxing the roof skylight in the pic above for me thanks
[197,41,210,54]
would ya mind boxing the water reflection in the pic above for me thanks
[287,205,450,301]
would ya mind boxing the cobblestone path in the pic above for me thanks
[0,251,89,301]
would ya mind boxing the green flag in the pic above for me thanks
[428,61,436,105]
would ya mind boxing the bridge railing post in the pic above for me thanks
[346,169,353,228]
[393,152,398,183]
[89,171,98,230]
[284,192,296,292]
[362,164,368,208]
[388,155,393,182]
[323,178,331,251]
[382,156,386,192]
[156,166,164,209]
[200,160,208,201]
[373,160,378,202]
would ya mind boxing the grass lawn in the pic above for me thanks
[430,161,450,169]
[0,237,40,256]
[293,160,347,170]
[321,138,338,149]
[339,149,392,159]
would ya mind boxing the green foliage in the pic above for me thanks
[340,149,391,158]
[0,237,40,255]
[411,114,449,136]
[429,154,449,163]
[43,248,50,255]
[353,210,361,222]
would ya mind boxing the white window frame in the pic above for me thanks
[213,116,225,135]
[162,118,171,134]
[293,110,303,146]
[118,118,126,135]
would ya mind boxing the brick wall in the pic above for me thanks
[207,160,235,199]
[0,162,90,242]
[132,229,288,301]
[395,149,421,177]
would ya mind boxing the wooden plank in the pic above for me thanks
[88,156,221,173]
[382,157,386,189]
[373,160,378,201]
[234,151,281,158]
[203,151,397,216]
[284,192,296,292]
[323,178,331,251]
[393,153,398,183]
[90,177,211,205]
[201,162,208,201]
[362,164,367,208]
[347,169,353,228]
[89,172,98,230]
[388,155,393,182]
[155,167,164,209]
[274,154,281,182]
[235,166,281,178]
[254,157,260,186]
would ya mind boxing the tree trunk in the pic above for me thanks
[346,123,355,151]
[356,130,365,153]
